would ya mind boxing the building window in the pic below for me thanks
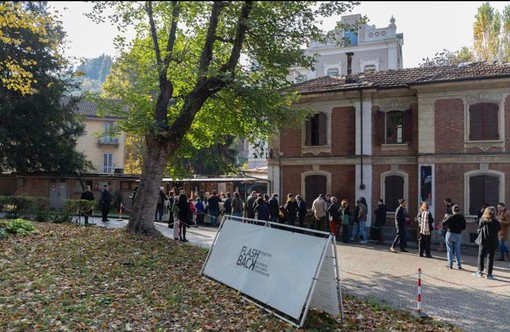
[469,102,499,141]
[103,153,114,174]
[305,175,327,209]
[326,68,339,76]
[469,174,500,215]
[295,73,307,83]
[384,175,404,212]
[376,109,413,145]
[343,30,358,46]
[363,65,376,74]
[387,111,403,144]
[99,122,119,144]
[305,112,327,146]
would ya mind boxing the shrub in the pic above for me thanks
[0,196,48,218]
[3,218,35,236]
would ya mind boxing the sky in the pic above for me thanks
[48,1,509,69]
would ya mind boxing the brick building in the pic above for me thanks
[269,61,510,243]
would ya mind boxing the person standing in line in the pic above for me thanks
[312,194,328,232]
[268,193,279,223]
[245,191,257,219]
[442,204,466,268]
[155,186,167,222]
[231,192,244,218]
[473,206,501,279]
[417,202,434,258]
[129,185,138,209]
[207,190,221,227]
[296,195,307,228]
[496,202,510,261]
[254,197,270,221]
[374,199,387,245]
[284,193,298,226]
[327,196,341,236]
[176,193,190,242]
[340,199,351,243]
[390,199,409,253]
[195,197,205,226]
[188,198,197,226]
[80,185,95,225]
[351,198,368,244]
[223,192,233,216]
[167,191,175,228]
[100,184,112,222]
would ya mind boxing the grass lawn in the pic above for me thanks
[0,221,461,331]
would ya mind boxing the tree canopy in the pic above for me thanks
[88,1,359,235]
[473,2,510,62]
[0,2,91,173]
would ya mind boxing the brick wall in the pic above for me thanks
[331,106,355,156]
[435,99,464,153]
[280,127,301,157]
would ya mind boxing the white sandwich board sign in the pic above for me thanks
[201,215,343,327]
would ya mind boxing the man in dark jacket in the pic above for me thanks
[268,193,279,223]
[245,191,257,219]
[296,195,307,228]
[374,199,387,245]
[390,199,409,253]
[100,184,112,222]
[223,192,233,215]
[80,185,95,225]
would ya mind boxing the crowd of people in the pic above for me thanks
[141,186,509,279]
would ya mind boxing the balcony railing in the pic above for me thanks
[97,137,119,146]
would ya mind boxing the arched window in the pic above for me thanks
[305,113,327,146]
[384,175,404,212]
[469,174,500,215]
[469,102,499,141]
[305,175,327,209]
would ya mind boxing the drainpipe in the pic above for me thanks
[359,88,365,190]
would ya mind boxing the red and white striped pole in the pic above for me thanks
[417,268,422,314]
[118,203,123,220]
[414,267,428,318]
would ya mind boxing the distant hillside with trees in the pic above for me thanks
[74,54,113,94]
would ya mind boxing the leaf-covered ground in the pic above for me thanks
[0,222,461,331]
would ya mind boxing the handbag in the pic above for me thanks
[342,214,350,226]
[405,215,412,226]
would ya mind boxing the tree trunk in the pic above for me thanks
[126,134,170,236]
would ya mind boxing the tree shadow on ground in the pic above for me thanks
[340,269,510,332]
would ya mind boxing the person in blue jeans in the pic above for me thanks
[442,204,466,269]
[350,197,368,244]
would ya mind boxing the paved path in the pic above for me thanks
[86,216,510,332]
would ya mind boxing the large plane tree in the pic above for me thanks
[89,1,359,235]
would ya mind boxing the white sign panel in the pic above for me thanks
[309,243,340,316]
[202,218,337,321]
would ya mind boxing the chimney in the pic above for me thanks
[346,52,354,75]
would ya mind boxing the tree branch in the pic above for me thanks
[163,1,180,68]
[220,1,253,74]
[197,1,224,80]
[146,1,161,66]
